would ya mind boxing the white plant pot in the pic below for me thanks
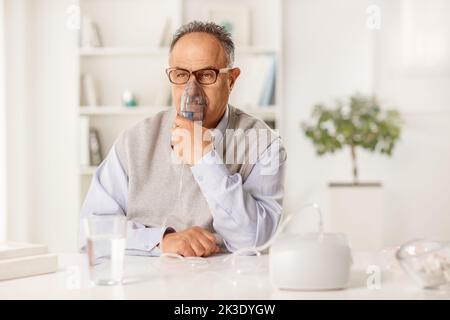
[327,183,385,252]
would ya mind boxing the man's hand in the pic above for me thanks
[160,226,221,257]
[171,115,213,166]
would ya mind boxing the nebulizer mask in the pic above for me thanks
[172,76,209,194]
[179,78,208,122]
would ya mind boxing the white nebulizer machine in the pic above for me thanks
[231,203,354,291]
[268,203,353,290]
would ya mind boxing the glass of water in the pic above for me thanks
[84,213,127,286]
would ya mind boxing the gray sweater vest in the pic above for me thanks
[115,105,278,235]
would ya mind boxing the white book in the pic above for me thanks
[0,242,48,260]
[259,56,276,106]
[0,254,58,281]
[81,73,99,106]
[0,242,58,281]
[80,15,102,48]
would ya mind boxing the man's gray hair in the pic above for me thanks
[170,21,235,67]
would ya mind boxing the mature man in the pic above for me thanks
[79,21,286,257]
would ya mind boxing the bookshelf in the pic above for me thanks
[77,0,283,206]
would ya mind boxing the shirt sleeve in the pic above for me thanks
[79,144,171,257]
[190,137,286,252]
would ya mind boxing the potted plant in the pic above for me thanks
[301,93,402,250]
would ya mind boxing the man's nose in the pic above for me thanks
[183,77,205,95]
[181,77,196,92]
[187,75,200,86]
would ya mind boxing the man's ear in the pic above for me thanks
[228,68,241,92]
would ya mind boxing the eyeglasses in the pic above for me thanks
[165,67,232,85]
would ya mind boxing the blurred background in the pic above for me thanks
[0,0,449,252]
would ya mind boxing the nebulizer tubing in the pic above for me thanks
[158,202,324,269]
[158,77,211,267]
[157,163,211,267]
[157,165,211,268]
[223,202,324,268]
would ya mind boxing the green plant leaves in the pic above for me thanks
[301,93,402,157]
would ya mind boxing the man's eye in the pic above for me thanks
[176,73,188,78]
[199,72,213,79]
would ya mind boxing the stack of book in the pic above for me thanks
[0,242,58,281]
[79,117,103,167]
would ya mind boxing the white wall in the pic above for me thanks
[27,0,79,252]
[5,0,79,252]
[282,0,450,245]
[0,0,7,241]
[4,0,449,251]
[4,0,31,243]
[373,0,450,243]
[282,0,375,225]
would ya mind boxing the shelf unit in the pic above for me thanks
[79,105,277,120]
[77,0,283,207]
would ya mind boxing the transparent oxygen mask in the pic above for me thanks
[179,79,208,122]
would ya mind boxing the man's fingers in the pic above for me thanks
[171,127,191,146]
[171,127,186,138]
[170,227,221,257]
[173,142,183,158]
[175,115,193,128]
[195,233,217,256]
[188,237,207,257]
[171,128,181,146]
[199,229,217,243]
[195,228,220,256]
[178,240,196,257]
[175,114,204,128]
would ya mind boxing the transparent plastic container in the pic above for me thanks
[396,239,450,289]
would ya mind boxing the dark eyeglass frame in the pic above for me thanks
[165,67,232,85]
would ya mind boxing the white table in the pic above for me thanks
[0,252,449,299]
